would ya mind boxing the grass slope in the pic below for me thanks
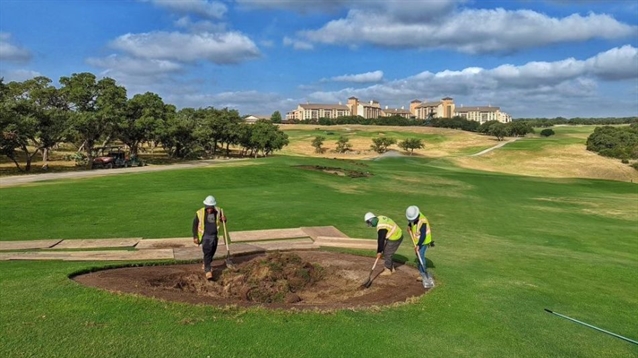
[1,156,637,357]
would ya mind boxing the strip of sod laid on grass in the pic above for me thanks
[1,156,636,357]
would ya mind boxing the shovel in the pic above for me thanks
[221,210,237,271]
[409,230,431,288]
[362,255,381,289]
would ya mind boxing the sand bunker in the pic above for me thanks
[73,251,427,310]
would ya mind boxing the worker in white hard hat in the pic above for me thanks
[364,212,403,276]
[406,205,435,288]
[192,195,227,280]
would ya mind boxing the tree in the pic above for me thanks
[398,138,424,155]
[540,128,555,137]
[478,120,500,134]
[270,111,282,124]
[488,123,509,141]
[370,137,396,153]
[312,136,326,153]
[59,73,127,168]
[157,108,198,158]
[249,120,289,157]
[335,136,352,153]
[508,121,535,137]
[0,77,69,171]
[118,92,170,156]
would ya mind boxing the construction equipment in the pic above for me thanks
[221,209,237,271]
[544,309,638,345]
[409,229,433,289]
[362,255,381,289]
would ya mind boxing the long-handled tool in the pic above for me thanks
[220,209,237,271]
[409,229,432,288]
[362,255,381,289]
[544,309,638,345]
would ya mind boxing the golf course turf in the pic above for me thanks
[1,154,636,357]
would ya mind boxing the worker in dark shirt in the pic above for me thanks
[364,212,403,276]
[193,195,227,280]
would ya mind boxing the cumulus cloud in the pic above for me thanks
[302,45,638,117]
[110,31,260,64]
[283,36,313,50]
[174,16,227,33]
[163,89,298,114]
[326,70,384,83]
[295,7,636,53]
[87,54,184,76]
[142,0,227,19]
[0,69,41,82]
[0,33,32,63]
[236,0,458,19]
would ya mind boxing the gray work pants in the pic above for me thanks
[202,235,219,273]
[384,236,403,270]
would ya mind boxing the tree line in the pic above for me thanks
[586,123,638,168]
[0,73,288,172]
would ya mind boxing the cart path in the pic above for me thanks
[0,158,248,188]
[469,137,521,157]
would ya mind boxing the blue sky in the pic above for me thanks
[1,0,637,118]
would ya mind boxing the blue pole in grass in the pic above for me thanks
[544,309,638,345]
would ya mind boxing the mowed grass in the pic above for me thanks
[0,156,637,357]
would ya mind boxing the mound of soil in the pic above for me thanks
[296,165,372,178]
[73,251,428,310]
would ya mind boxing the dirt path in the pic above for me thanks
[73,251,428,310]
[0,158,247,188]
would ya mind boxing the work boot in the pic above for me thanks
[380,267,394,276]
[205,271,213,280]
[415,275,422,281]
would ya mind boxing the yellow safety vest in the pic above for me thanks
[196,207,223,243]
[377,216,402,241]
[410,213,432,246]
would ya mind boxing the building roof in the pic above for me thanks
[382,108,412,114]
[418,101,442,107]
[455,106,500,112]
[299,103,350,110]
[442,97,454,100]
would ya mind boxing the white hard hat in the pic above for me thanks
[203,195,216,206]
[406,205,420,220]
[364,212,376,222]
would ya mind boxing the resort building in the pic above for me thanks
[285,96,512,123]
[454,106,512,124]
[285,103,350,121]
[410,97,455,119]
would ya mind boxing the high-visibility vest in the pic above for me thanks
[377,216,402,241]
[410,213,432,246]
[196,207,223,243]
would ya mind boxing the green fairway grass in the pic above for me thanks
[1,156,637,357]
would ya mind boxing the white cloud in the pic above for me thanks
[297,7,637,53]
[585,45,638,80]
[283,36,313,50]
[302,45,638,117]
[174,16,227,33]
[87,55,184,76]
[110,31,261,64]
[164,89,297,114]
[0,69,41,82]
[143,0,227,19]
[236,0,459,18]
[327,70,384,83]
[0,33,32,63]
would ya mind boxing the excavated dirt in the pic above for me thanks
[73,251,428,310]
[295,165,372,178]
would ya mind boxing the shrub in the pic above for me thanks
[540,128,555,137]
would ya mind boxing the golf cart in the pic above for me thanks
[91,146,130,169]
